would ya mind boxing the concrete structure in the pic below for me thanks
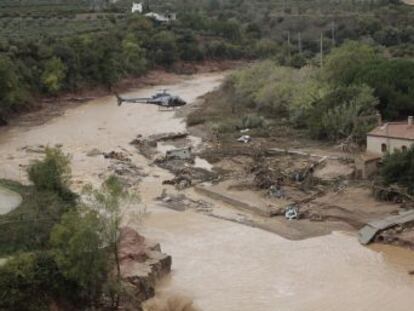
[355,152,381,179]
[131,2,143,13]
[195,181,292,217]
[367,116,414,155]
[359,209,414,245]
[165,147,192,160]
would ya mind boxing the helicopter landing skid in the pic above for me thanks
[158,106,178,111]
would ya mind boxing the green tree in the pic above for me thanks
[306,84,378,143]
[50,208,107,302]
[381,146,414,191]
[151,31,178,66]
[41,57,67,94]
[354,59,414,119]
[0,252,76,311]
[53,42,80,91]
[82,176,141,308]
[0,56,27,123]
[28,147,73,199]
[323,41,379,85]
[121,34,147,75]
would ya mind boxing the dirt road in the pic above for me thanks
[1,72,414,310]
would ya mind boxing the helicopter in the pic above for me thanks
[115,90,187,109]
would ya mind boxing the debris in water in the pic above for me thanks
[103,150,131,162]
[165,147,192,161]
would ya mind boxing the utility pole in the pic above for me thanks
[298,32,302,54]
[320,32,324,69]
[331,21,336,47]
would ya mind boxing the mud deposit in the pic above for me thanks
[1,72,414,310]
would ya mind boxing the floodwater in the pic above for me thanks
[0,73,224,186]
[0,72,414,310]
[142,206,414,311]
[0,186,22,215]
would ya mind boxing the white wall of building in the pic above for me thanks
[367,135,414,155]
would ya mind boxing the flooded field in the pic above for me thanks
[0,72,414,310]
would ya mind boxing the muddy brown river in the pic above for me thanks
[1,72,414,310]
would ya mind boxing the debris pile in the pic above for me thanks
[107,161,146,187]
[130,134,158,159]
[372,183,414,203]
[156,155,218,187]
[148,131,188,142]
[250,159,315,190]
[130,132,188,159]
[104,150,131,162]
[165,147,192,161]
[162,169,192,190]
[101,150,147,187]
[251,162,284,189]
[156,190,212,211]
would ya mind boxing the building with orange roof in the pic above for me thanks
[367,116,414,155]
[355,116,414,179]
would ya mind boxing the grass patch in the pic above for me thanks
[0,179,76,256]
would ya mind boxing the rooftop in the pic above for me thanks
[368,118,414,141]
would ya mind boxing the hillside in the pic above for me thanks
[0,0,413,124]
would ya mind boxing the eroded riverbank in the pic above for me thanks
[0,71,414,310]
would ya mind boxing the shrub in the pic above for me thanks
[187,112,206,126]
[28,147,73,199]
[0,252,79,311]
[210,120,239,134]
[381,146,414,191]
[240,114,265,129]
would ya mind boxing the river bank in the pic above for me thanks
[2,60,243,129]
[1,70,414,310]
